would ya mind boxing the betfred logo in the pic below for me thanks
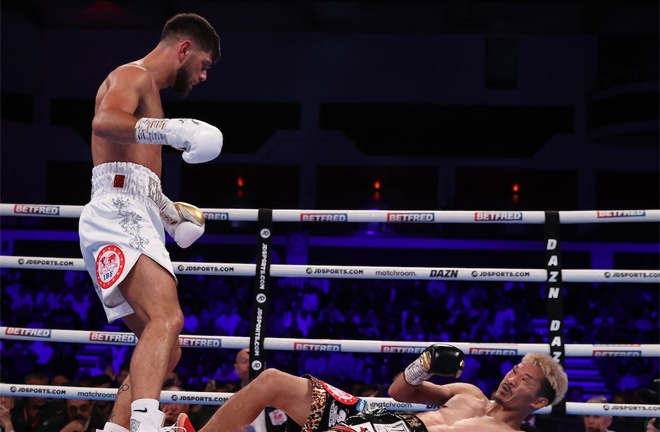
[294,342,341,351]
[597,210,645,218]
[474,212,523,221]
[205,212,229,221]
[593,350,641,357]
[5,327,52,338]
[387,213,435,222]
[179,337,221,347]
[13,204,60,215]
[381,346,426,354]
[90,332,137,344]
[469,348,518,356]
[300,213,347,222]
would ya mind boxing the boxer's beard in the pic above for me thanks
[173,61,194,97]
[491,387,505,404]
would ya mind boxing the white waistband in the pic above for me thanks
[91,162,163,206]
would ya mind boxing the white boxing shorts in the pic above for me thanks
[79,162,176,323]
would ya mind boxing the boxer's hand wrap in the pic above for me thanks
[159,197,206,249]
[134,117,223,164]
[403,344,465,386]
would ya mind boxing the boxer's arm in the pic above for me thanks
[92,65,153,144]
[389,344,472,405]
[93,65,223,163]
[135,117,223,163]
[404,344,465,386]
[389,375,479,406]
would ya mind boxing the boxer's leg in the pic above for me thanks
[199,369,313,432]
[119,255,183,432]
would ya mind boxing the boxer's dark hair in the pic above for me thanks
[539,379,557,407]
[162,13,221,63]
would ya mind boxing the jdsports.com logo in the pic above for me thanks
[177,265,236,273]
[605,405,660,413]
[306,268,364,275]
[171,394,230,403]
[17,259,75,267]
[9,386,66,395]
[604,271,660,279]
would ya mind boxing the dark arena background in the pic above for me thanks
[1,1,658,432]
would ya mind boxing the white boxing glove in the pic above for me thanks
[135,117,223,164]
[159,198,206,248]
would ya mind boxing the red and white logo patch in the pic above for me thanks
[96,245,126,289]
[321,382,359,405]
[269,409,287,425]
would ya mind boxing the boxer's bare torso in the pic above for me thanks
[417,394,520,431]
[92,62,164,176]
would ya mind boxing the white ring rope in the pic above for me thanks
[2,204,658,419]
[0,384,657,417]
[2,327,659,357]
[2,204,660,224]
[1,256,658,283]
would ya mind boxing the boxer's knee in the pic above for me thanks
[254,368,287,392]
[167,307,185,335]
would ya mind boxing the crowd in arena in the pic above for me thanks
[2,265,657,403]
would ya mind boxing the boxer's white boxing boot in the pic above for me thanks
[131,399,165,432]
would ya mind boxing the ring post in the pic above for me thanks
[249,209,273,381]
[545,210,566,415]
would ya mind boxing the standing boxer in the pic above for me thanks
[78,13,221,432]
